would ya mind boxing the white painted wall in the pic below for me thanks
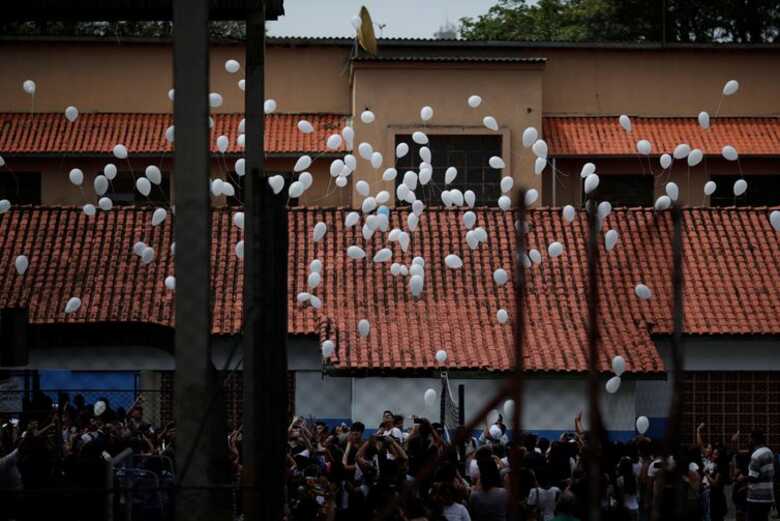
[655,337,780,371]
[294,370,352,420]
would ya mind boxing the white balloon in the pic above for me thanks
[660,154,672,169]
[722,145,738,161]
[464,190,476,208]
[499,177,513,195]
[496,309,509,324]
[420,105,434,122]
[312,222,327,242]
[310,296,322,310]
[23,80,36,95]
[141,246,155,265]
[498,195,511,211]
[770,210,780,232]
[299,172,313,190]
[673,144,690,160]
[636,416,650,434]
[233,212,245,230]
[307,272,321,289]
[358,319,370,337]
[294,155,312,172]
[524,189,538,206]
[532,139,548,159]
[65,105,79,122]
[165,276,176,290]
[493,268,508,286]
[467,95,482,108]
[133,241,146,256]
[412,131,428,145]
[103,163,117,180]
[321,340,335,358]
[211,179,225,197]
[395,142,409,159]
[347,245,366,259]
[345,212,360,228]
[666,182,679,202]
[424,388,438,408]
[559,206,575,225]
[370,151,383,169]
[450,189,464,207]
[463,211,476,229]
[636,139,652,155]
[288,181,304,198]
[310,259,322,273]
[704,180,717,196]
[170,242,175,256]
[439,166,456,186]
[584,174,600,194]
[522,127,538,147]
[698,111,710,129]
[654,195,671,211]
[579,163,596,179]
[635,284,652,300]
[606,376,621,394]
[221,182,236,197]
[238,79,245,91]
[733,179,748,197]
[612,355,626,376]
[723,80,739,96]
[362,196,377,214]
[145,165,162,185]
[68,168,84,186]
[263,99,277,114]
[483,116,498,131]
[489,425,502,439]
[94,400,107,417]
[330,159,345,177]
[618,114,631,132]
[152,208,167,226]
[134,177,151,197]
[0,200,10,214]
[268,175,284,194]
[225,59,240,74]
[360,110,375,124]
[98,197,113,211]
[235,240,244,259]
[235,158,246,176]
[15,255,29,275]
[418,146,431,164]
[445,254,463,269]
[409,274,424,296]
[373,248,392,263]
[93,175,108,196]
[65,297,82,314]
[354,143,371,161]
[597,201,612,221]
[489,156,506,169]
[474,227,488,244]
[503,400,515,418]
[209,92,223,108]
[534,157,547,175]
[419,168,432,186]
[216,135,229,153]
[548,241,564,257]
[402,171,418,191]
[297,120,314,134]
[435,350,448,364]
[605,229,619,251]
[688,149,703,167]
[342,126,355,149]
[351,15,362,30]
[113,144,128,160]
[326,134,342,150]
[529,249,542,265]
[209,117,214,129]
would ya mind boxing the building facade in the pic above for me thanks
[1,36,780,442]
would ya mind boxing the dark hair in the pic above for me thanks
[618,457,637,495]
[556,491,578,515]
[478,458,502,491]
[351,422,365,433]
[538,437,550,453]
[392,414,404,424]
[315,421,327,428]
[383,410,393,417]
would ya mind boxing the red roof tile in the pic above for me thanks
[2,207,780,374]
[0,113,348,156]
[544,116,780,156]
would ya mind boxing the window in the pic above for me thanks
[0,172,41,205]
[108,172,170,205]
[395,134,502,206]
[582,174,653,207]
[709,175,780,207]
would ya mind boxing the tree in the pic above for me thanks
[0,20,248,40]
[433,21,459,39]
[459,0,779,43]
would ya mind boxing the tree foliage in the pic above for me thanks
[0,20,248,40]
[459,0,779,43]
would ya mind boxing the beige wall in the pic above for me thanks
[531,48,780,117]
[0,41,350,115]
[351,62,544,207]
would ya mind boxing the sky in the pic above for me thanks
[267,0,497,39]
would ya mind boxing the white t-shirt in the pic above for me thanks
[528,487,560,521]
[443,502,472,521]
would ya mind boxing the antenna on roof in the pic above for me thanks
[357,6,378,55]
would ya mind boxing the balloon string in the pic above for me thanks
[714,95,725,119]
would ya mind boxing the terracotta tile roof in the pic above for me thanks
[544,116,780,156]
[0,112,348,156]
[2,207,780,374]
[352,56,546,64]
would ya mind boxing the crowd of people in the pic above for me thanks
[285,412,778,521]
[1,392,779,521]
